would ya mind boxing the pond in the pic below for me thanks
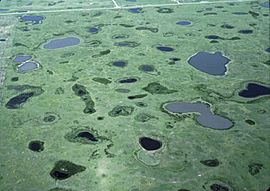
[112,60,127,67]
[43,37,80,49]
[187,51,231,76]
[139,137,162,151]
[176,20,192,26]
[163,102,233,130]
[21,15,45,24]
[260,2,270,8]
[238,83,270,98]
[14,55,32,63]
[17,61,39,73]
[156,46,174,52]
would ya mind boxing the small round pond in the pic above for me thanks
[139,137,162,151]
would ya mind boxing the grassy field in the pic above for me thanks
[0,0,269,190]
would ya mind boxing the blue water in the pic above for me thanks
[17,62,39,73]
[176,20,192,26]
[88,27,99,34]
[43,37,80,49]
[128,8,142,13]
[0,9,9,12]
[112,61,127,67]
[14,55,32,63]
[21,15,45,24]
[238,83,270,98]
[188,51,230,76]
[164,102,233,130]
[260,2,270,8]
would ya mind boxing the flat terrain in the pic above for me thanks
[0,0,269,191]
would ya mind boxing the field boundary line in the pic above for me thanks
[111,0,120,8]
[0,0,257,16]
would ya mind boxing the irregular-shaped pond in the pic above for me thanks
[163,102,233,130]
[260,2,270,8]
[114,41,140,48]
[5,92,34,109]
[43,37,80,49]
[187,51,230,76]
[50,160,86,180]
[238,83,270,98]
[21,15,45,24]
[128,7,143,13]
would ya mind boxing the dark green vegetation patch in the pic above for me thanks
[72,83,96,114]
[108,105,134,117]
[248,163,263,176]
[92,77,112,85]
[142,82,177,94]
[65,127,100,144]
[50,160,86,180]
[5,85,44,109]
[28,140,44,152]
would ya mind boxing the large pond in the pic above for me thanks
[43,37,80,49]
[187,51,231,76]
[163,102,233,130]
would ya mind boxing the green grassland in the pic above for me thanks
[0,1,269,191]
[0,0,114,11]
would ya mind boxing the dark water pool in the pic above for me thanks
[139,137,162,151]
[238,83,270,98]
[176,20,192,26]
[156,46,174,52]
[128,8,143,13]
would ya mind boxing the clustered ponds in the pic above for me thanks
[14,55,40,73]
[3,4,270,190]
